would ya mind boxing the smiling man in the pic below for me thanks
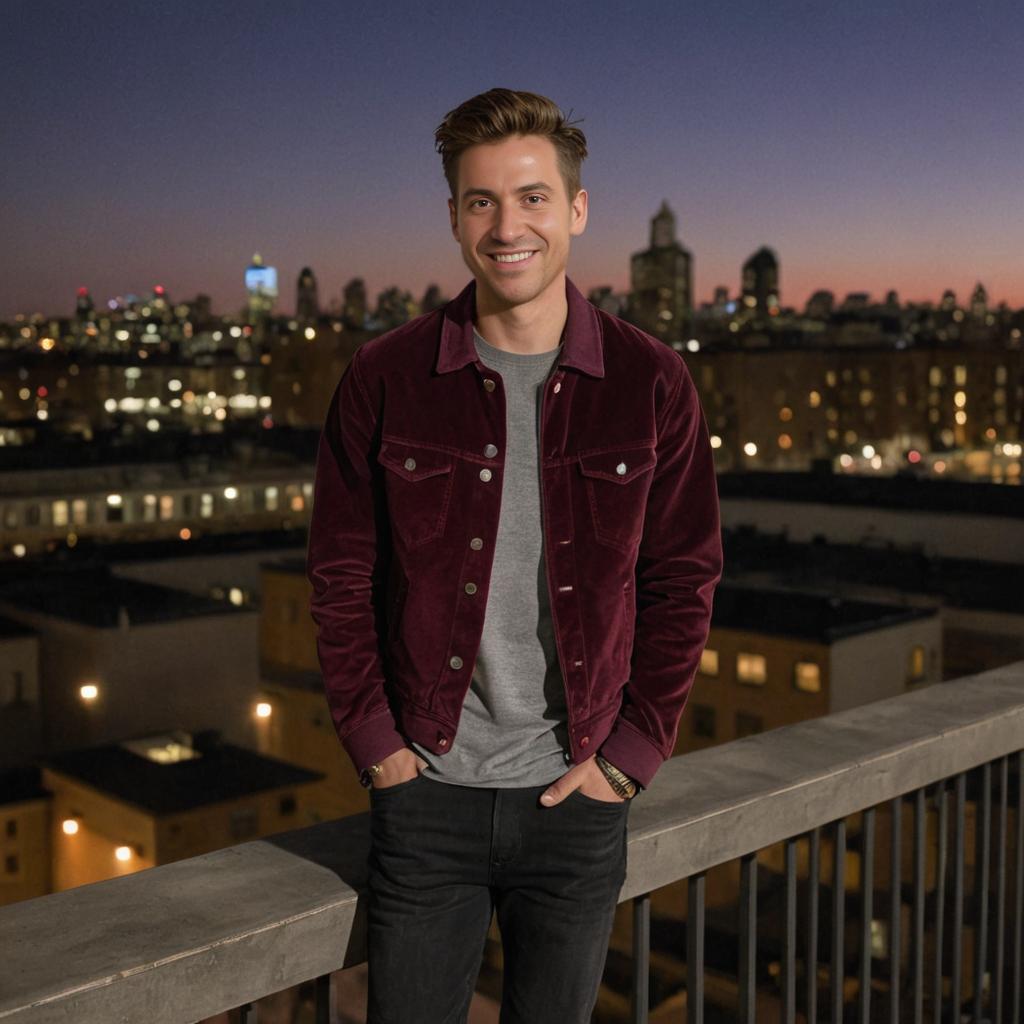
[307,87,723,1023]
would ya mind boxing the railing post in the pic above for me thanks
[632,892,650,1024]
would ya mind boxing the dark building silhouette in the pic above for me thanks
[628,200,693,344]
[342,278,368,330]
[740,246,780,317]
[296,267,319,323]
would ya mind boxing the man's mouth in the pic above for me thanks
[488,250,538,264]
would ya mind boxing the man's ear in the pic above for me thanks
[570,188,589,237]
[448,197,460,242]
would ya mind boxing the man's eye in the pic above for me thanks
[470,199,490,209]
[525,195,545,204]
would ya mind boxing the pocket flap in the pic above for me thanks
[378,441,453,482]
[577,446,656,484]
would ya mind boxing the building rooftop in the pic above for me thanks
[0,567,248,628]
[0,764,48,808]
[40,731,323,814]
[718,467,1024,520]
[710,580,934,643]
[723,523,1023,616]
[0,615,35,640]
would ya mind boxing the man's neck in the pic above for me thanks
[472,273,567,355]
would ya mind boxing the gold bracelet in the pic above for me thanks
[595,755,638,799]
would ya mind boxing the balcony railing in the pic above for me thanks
[3,662,1023,1023]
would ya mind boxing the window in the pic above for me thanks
[4,854,17,875]
[52,500,69,527]
[735,712,763,738]
[142,494,157,523]
[200,493,214,519]
[265,486,279,512]
[159,495,174,521]
[908,645,926,683]
[794,662,821,693]
[25,504,41,527]
[71,499,88,525]
[736,653,766,686]
[699,647,719,677]
[5,819,15,839]
[692,705,716,739]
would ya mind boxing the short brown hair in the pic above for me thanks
[435,88,588,203]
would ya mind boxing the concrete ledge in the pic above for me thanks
[2,662,1023,1022]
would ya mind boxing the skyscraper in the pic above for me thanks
[740,247,780,316]
[628,200,693,344]
[296,267,319,323]
[245,253,278,326]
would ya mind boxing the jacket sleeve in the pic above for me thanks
[306,347,409,780]
[597,358,724,790]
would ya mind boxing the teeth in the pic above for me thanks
[493,251,534,263]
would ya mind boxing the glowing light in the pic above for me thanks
[229,587,244,605]
[709,435,721,448]
[223,487,238,500]
[256,702,272,718]
[62,819,80,835]
[146,419,160,431]
[908,450,921,464]
[80,684,98,700]
[12,544,26,558]
[168,379,182,392]
[40,338,55,351]
[115,846,132,862]
[862,445,875,458]
[179,527,192,540]
[106,494,122,506]
[686,339,700,352]
[305,326,316,340]
[743,442,757,456]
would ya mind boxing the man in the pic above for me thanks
[307,87,723,1024]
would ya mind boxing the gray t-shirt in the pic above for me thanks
[413,327,570,787]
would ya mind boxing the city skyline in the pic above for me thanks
[5,0,1023,319]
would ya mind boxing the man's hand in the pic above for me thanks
[372,746,429,789]
[539,754,626,805]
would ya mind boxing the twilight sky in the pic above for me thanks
[4,0,1022,320]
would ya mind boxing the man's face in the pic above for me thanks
[448,134,588,311]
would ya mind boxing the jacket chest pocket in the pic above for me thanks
[577,444,657,553]
[377,440,454,549]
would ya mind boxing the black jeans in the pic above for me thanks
[365,772,630,1024]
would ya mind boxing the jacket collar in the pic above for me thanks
[435,275,605,378]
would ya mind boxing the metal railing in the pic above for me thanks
[2,661,1022,1023]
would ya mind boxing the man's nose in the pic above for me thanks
[490,204,525,244]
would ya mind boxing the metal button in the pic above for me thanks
[484,443,498,458]
[616,461,627,475]
[483,378,496,392]
[404,457,416,471]
[580,735,589,747]
[438,735,448,747]
[464,582,477,594]
[553,381,561,394]
[449,655,463,670]
[479,468,492,482]
[563,750,572,763]
[470,537,483,550]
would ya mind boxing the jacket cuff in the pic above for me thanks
[598,714,667,791]
[340,709,410,780]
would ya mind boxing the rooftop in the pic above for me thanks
[710,580,934,643]
[40,731,323,814]
[0,566,248,628]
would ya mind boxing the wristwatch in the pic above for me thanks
[595,754,639,800]
[359,762,384,789]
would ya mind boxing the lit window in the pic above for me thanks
[700,648,719,677]
[737,652,766,685]
[908,645,926,683]
[200,493,214,518]
[794,662,821,693]
[265,486,279,511]
[159,495,174,520]
[52,500,69,527]
[142,494,157,522]
[71,499,88,526]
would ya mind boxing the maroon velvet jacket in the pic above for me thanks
[306,275,723,790]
